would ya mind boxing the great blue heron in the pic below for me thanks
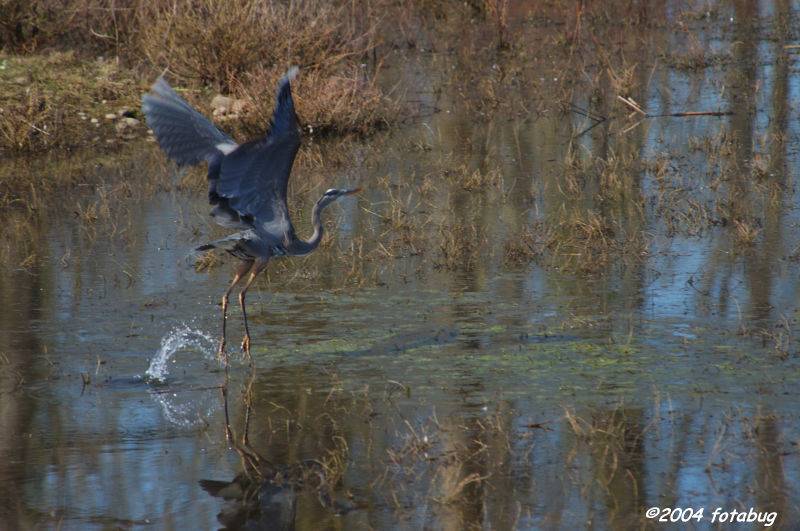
[142,67,360,362]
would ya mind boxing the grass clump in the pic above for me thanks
[664,50,731,70]
[137,0,390,136]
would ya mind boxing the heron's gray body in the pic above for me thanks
[141,67,359,361]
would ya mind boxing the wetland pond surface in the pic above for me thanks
[3,1,800,529]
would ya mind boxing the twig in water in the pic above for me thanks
[648,110,732,117]
[617,95,647,116]
[150,385,225,394]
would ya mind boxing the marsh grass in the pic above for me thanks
[458,166,503,192]
[434,222,480,271]
[545,208,649,273]
[503,223,547,265]
[732,218,761,247]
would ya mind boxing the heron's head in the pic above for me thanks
[316,187,361,209]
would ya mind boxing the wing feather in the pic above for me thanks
[142,77,236,166]
[216,69,301,239]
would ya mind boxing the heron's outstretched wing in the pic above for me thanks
[142,77,237,166]
[216,68,301,239]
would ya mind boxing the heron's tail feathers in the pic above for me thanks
[185,234,243,269]
[194,239,235,253]
[195,231,252,254]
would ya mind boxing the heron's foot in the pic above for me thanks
[240,334,251,356]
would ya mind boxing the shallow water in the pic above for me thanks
[3,1,800,529]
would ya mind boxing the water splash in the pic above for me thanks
[145,325,217,383]
[145,325,221,428]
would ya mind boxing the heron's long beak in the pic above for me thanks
[342,187,362,196]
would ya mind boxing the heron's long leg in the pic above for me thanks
[219,260,253,363]
[238,258,269,359]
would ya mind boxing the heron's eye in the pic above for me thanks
[324,189,338,196]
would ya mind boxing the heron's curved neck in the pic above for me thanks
[289,200,326,256]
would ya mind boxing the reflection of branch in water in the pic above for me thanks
[570,103,608,139]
